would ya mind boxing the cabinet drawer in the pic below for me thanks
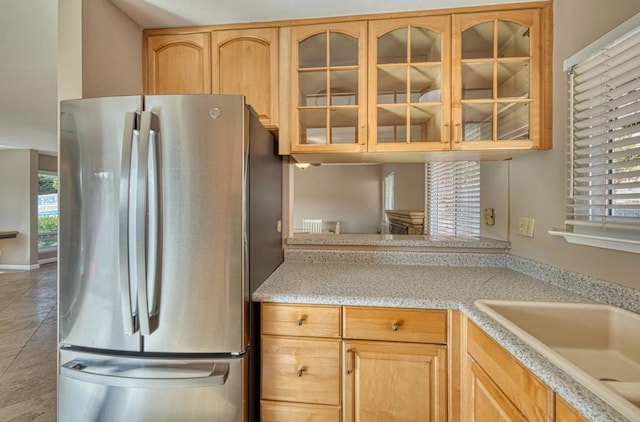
[261,400,340,422]
[344,307,447,344]
[261,336,341,405]
[262,303,341,338]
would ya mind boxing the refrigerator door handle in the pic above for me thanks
[146,123,160,320]
[118,111,137,336]
[135,111,152,336]
[60,359,230,388]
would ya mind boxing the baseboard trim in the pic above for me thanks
[0,263,40,271]
[38,257,58,265]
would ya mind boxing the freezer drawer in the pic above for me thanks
[58,350,247,422]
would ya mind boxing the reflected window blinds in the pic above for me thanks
[426,161,480,236]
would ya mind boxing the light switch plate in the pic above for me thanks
[517,217,535,237]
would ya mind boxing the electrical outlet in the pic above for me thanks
[483,208,495,226]
[517,217,535,237]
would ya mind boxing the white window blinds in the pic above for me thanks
[565,19,640,235]
[426,161,480,236]
[382,172,395,223]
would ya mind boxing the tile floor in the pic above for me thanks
[0,264,57,421]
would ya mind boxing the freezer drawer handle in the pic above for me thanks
[60,360,230,389]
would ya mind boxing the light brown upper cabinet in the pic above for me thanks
[212,28,279,129]
[452,9,549,150]
[290,22,368,153]
[144,32,212,95]
[144,27,279,129]
[368,16,452,153]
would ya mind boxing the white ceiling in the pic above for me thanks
[110,0,534,29]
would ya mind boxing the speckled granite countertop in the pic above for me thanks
[254,261,631,421]
[287,234,510,250]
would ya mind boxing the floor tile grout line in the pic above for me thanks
[0,303,57,377]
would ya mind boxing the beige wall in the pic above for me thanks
[39,154,58,173]
[294,165,382,234]
[480,161,509,241]
[59,0,83,102]
[381,163,425,211]
[0,150,38,268]
[508,0,640,288]
[82,0,142,97]
[0,0,58,154]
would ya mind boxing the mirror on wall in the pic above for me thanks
[292,163,425,234]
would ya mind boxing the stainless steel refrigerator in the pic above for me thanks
[58,95,282,421]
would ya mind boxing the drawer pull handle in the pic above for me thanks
[391,322,400,331]
[296,368,306,377]
[296,317,304,326]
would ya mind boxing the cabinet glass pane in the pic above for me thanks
[410,27,441,63]
[497,21,530,58]
[299,70,327,106]
[411,65,441,103]
[330,108,358,144]
[462,103,493,141]
[377,67,408,104]
[330,33,358,66]
[497,62,529,98]
[299,33,327,68]
[410,106,441,142]
[462,22,494,59]
[377,106,407,143]
[299,109,327,144]
[330,69,358,105]
[378,29,408,64]
[497,102,529,139]
[462,63,493,99]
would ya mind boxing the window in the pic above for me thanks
[555,13,640,253]
[426,161,480,236]
[382,171,395,224]
[37,173,58,251]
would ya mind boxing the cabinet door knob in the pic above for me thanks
[296,317,305,326]
[296,368,306,377]
[391,322,400,331]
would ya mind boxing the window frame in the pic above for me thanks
[551,12,640,254]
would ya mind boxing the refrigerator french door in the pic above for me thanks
[58,95,282,421]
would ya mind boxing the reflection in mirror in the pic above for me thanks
[293,163,425,234]
[291,162,509,240]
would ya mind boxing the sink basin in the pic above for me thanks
[475,300,640,420]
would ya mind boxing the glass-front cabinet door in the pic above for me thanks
[368,17,451,152]
[290,22,367,153]
[452,9,542,150]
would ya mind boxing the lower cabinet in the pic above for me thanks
[467,359,527,421]
[555,396,588,422]
[465,320,553,421]
[260,303,590,422]
[260,303,341,421]
[343,340,447,421]
[261,304,448,421]
[261,400,340,422]
[342,306,448,422]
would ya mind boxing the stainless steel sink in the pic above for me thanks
[475,300,640,420]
